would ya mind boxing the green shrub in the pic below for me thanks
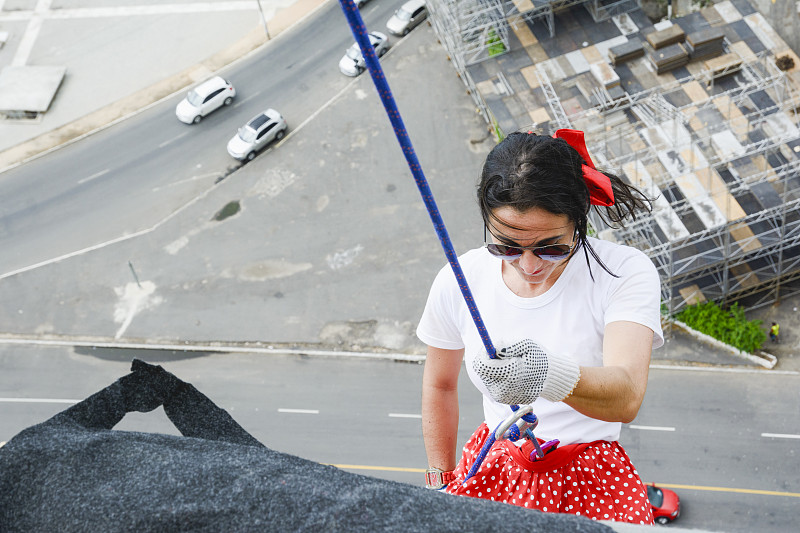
[676,301,766,353]
[487,29,506,57]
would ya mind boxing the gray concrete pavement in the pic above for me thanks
[0,0,796,377]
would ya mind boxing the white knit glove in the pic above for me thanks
[472,340,581,405]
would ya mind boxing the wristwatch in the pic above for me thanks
[425,467,455,489]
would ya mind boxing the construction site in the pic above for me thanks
[427,0,800,316]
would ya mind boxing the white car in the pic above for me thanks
[386,0,427,36]
[175,76,236,124]
[226,109,287,161]
[338,31,389,77]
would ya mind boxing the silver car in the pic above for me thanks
[338,31,389,77]
[386,0,427,36]
[226,109,287,161]
[175,76,236,124]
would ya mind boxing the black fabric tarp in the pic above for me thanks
[0,360,612,533]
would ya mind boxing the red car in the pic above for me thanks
[647,483,681,525]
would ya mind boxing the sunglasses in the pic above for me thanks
[484,227,578,262]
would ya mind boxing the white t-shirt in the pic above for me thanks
[416,237,664,445]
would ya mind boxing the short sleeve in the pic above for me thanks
[603,250,664,349]
[416,265,466,350]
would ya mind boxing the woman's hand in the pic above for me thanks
[472,340,580,404]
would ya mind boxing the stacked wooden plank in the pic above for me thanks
[608,39,644,66]
[704,52,743,82]
[686,28,725,61]
[646,25,686,50]
[648,43,690,74]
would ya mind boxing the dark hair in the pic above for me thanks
[477,132,652,277]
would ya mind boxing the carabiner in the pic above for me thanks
[494,404,537,441]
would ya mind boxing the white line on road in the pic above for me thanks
[762,433,800,439]
[151,172,219,192]
[0,441,5,448]
[629,425,676,432]
[0,397,79,404]
[11,0,51,66]
[233,92,263,106]
[78,168,110,185]
[158,131,190,149]
[388,413,422,418]
[278,408,319,414]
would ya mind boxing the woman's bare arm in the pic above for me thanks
[421,346,464,471]
[564,321,653,423]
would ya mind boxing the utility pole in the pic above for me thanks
[256,0,271,40]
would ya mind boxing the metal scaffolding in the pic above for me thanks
[427,3,800,313]
[563,52,800,314]
[427,0,641,72]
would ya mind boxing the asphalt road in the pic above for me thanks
[0,5,490,352]
[1,346,798,532]
[0,0,399,275]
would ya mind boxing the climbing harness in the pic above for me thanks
[462,405,560,485]
[336,0,548,486]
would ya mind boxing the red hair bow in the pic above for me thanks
[552,129,614,206]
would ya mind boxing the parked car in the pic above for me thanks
[386,0,427,36]
[338,31,389,77]
[226,109,287,161]
[175,76,235,124]
[647,483,680,525]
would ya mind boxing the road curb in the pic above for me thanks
[0,335,427,363]
[669,319,777,369]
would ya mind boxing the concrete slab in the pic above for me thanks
[0,65,65,113]
[564,49,590,74]
[674,172,728,229]
[611,13,639,36]
[764,112,800,140]
[623,160,690,241]
[744,12,784,52]
[714,0,743,23]
[711,129,746,160]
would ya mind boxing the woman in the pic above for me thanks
[416,130,663,524]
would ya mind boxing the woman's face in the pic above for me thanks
[488,206,576,292]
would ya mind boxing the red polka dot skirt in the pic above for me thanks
[445,423,653,525]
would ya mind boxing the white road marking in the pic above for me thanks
[278,408,319,414]
[762,433,800,439]
[234,92,263,106]
[389,413,422,419]
[11,0,51,66]
[158,131,191,149]
[78,168,110,185]
[151,172,219,192]
[0,397,79,404]
[629,425,676,432]
[0,441,5,447]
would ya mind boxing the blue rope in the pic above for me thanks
[462,422,498,484]
[337,0,496,358]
